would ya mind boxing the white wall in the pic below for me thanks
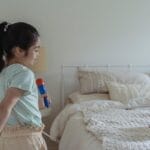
[1,0,150,119]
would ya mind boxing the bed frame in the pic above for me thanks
[60,64,150,108]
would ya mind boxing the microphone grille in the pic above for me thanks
[36,78,44,85]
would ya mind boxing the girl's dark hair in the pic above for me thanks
[0,21,39,72]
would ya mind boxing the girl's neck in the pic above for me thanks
[6,59,24,67]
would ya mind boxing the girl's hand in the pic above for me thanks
[38,94,51,109]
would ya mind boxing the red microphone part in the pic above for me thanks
[36,78,45,85]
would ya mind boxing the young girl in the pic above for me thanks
[0,22,47,150]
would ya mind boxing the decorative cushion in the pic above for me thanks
[78,70,150,94]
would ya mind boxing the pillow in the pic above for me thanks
[127,83,150,107]
[68,91,110,103]
[127,97,150,108]
[106,82,150,104]
[78,70,150,94]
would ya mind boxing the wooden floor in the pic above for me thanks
[47,140,58,150]
[43,133,58,150]
[42,117,59,150]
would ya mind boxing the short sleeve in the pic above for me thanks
[8,70,35,95]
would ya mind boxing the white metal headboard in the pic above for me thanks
[60,64,150,108]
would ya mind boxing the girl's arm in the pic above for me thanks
[0,88,24,133]
[38,96,45,109]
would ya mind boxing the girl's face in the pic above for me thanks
[21,38,41,67]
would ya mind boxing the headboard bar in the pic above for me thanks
[62,64,150,68]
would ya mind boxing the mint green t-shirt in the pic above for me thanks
[0,64,42,127]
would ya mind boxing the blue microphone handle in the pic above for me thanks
[44,96,50,108]
[38,85,50,108]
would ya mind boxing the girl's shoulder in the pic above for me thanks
[3,64,34,77]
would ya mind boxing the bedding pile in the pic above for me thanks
[80,101,150,150]
[50,100,150,150]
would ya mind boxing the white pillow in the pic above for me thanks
[68,91,110,103]
[106,82,150,104]
[78,70,150,94]
[127,97,150,108]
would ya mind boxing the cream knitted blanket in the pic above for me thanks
[80,101,150,150]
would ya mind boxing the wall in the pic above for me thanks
[0,0,150,119]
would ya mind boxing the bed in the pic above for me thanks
[50,65,150,150]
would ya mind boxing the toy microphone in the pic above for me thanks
[36,78,50,108]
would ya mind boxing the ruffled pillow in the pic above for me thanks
[106,82,150,105]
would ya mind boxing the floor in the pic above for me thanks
[42,116,59,150]
[48,140,58,150]
[43,135,58,150]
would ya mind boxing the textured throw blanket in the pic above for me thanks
[79,101,150,150]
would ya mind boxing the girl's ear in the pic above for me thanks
[13,47,25,58]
